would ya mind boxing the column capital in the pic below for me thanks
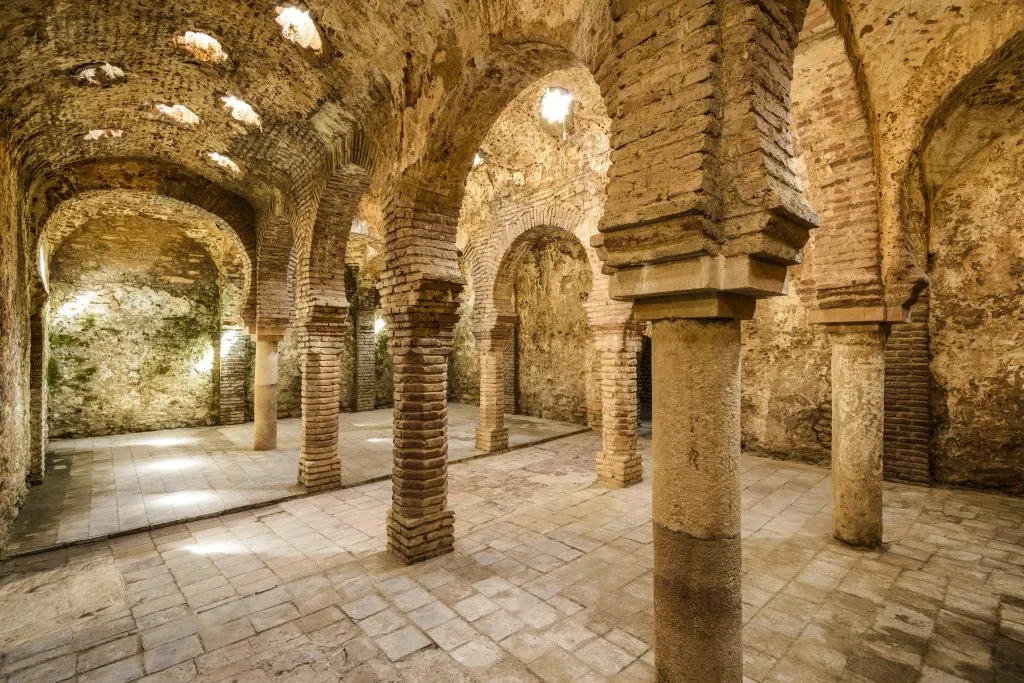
[247,325,286,342]
[808,305,909,327]
[633,293,756,322]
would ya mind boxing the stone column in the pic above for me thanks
[252,329,283,450]
[475,319,514,453]
[297,323,345,491]
[355,292,377,411]
[826,323,888,548]
[593,324,642,487]
[218,326,247,425]
[635,294,754,683]
[387,282,461,564]
[28,304,48,484]
[810,306,904,549]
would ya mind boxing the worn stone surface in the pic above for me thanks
[48,218,221,437]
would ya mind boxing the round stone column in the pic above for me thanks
[827,323,887,548]
[651,316,743,682]
[253,332,283,451]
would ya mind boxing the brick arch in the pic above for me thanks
[792,0,884,311]
[381,38,615,313]
[37,189,252,324]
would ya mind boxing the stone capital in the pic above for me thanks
[632,293,756,322]
[808,306,909,326]
[609,254,789,302]
[247,325,286,342]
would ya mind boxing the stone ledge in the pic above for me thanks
[808,306,909,325]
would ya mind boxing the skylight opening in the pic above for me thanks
[83,129,124,141]
[274,6,323,52]
[207,151,243,178]
[221,95,262,130]
[540,88,574,126]
[473,151,486,168]
[173,31,228,63]
[72,62,127,87]
[154,103,200,127]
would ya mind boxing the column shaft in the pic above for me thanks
[594,325,642,487]
[475,335,511,452]
[297,327,344,491]
[829,324,886,548]
[218,327,247,425]
[652,318,742,682]
[355,297,377,411]
[253,338,279,450]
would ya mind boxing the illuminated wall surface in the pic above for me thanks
[47,218,221,437]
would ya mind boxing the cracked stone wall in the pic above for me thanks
[47,218,221,437]
[929,127,1024,492]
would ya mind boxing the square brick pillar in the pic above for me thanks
[355,294,377,412]
[218,326,247,425]
[297,322,347,492]
[386,283,461,564]
[474,319,514,453]
[28,306,48,484]
[593,324,642,487]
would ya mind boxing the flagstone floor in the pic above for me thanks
[4,404,586,555]
[2,431,1023,682]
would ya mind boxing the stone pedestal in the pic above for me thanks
[593,324,642,487]
[827,323,888,548]
[650,316,744,682]
[297,324,346,491]
[253,332,282,451]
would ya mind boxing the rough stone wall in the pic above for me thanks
[741,268,834,464]
[47,218,221,437]
[0,142,30,545]
[928,128,1024,492]
[514,236,594,425]
[449,254,479,405]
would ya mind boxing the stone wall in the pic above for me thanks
[449,253,480,405]
[514,235,593,425]
[47,218,221,437]
[928,127,1024,492]
[0,143,31,545]
[741,268,833,464]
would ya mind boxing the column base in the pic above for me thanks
[298,458,341,492]
[387,509,455,564]
[475,427,509,453]
[595,451,643,487]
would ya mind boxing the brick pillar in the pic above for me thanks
[386,283,462,564]
[475,318,514,453]
[884,294,931,484]
[297,323,346,491]
[593,324,642,487]
[218,326,247,425]
[355,292,377,411]
[252,329,284,450]
[28,306,48,484]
